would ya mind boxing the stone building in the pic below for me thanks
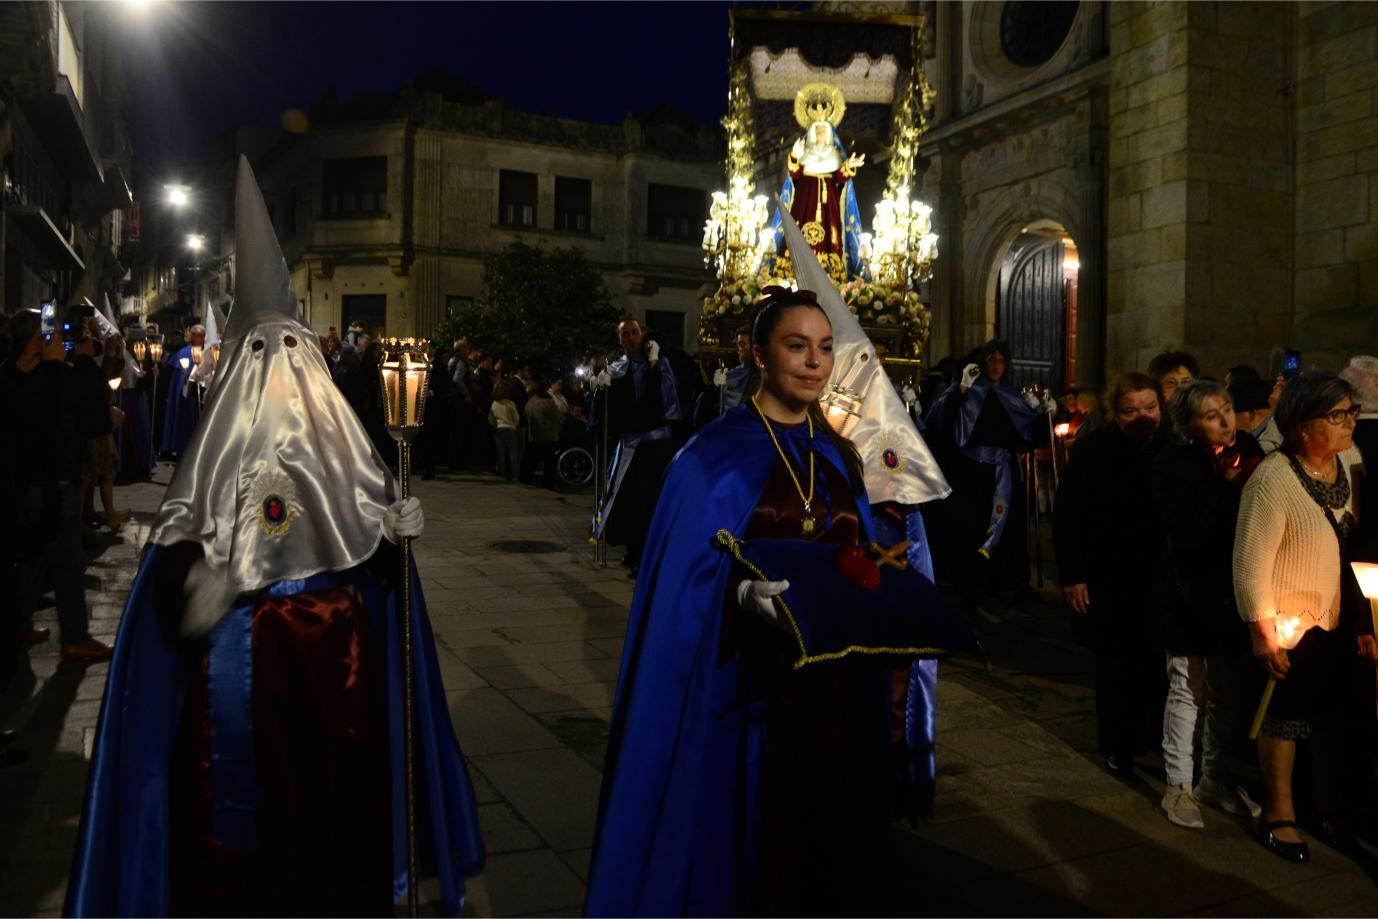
[737,1,1378,389]
[0,1,133,319]
[180,79,721,353]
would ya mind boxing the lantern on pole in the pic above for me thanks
[376,337,430,917]
[131,339,147,364]
[147,334,164,463]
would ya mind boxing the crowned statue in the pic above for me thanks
[770,82,867,284]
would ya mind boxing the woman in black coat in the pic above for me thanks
[1054,372,1168,778]
[1151,379,1264,829]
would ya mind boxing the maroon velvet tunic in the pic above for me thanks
[168,584,393,917]
[739,431,889,915]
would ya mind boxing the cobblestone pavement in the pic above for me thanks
[3,468,1377,916]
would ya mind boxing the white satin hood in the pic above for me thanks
[148,317,394,594]
[775,199,951,505]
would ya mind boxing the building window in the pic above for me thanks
[646,183,708,243]
[1000,1,1079,68]
[322,157,388,219]
[555,177,592,233]
[499,170,538,227]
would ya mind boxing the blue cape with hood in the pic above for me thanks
[64,546,484,917]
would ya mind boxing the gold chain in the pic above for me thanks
[752,396,814,523]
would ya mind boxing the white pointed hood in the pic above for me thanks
[775,199,950,505]
[95,294,120,339]
[148,156,394,600]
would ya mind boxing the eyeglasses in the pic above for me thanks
[1314,406,1361,425]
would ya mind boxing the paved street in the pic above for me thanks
[3,468,1378,916]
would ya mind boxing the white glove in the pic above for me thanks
[736,578,790,630]
[645,340,661,365]
[382,497,424,543]
[960,363,981,391]
[1040,392,1058,415]
[713,367,728,387]
[594,369,613,388]
[1022,391,1041,411]
[901,384,917,404]
[182,559,238,638]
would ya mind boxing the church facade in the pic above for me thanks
[738,1,1378,388]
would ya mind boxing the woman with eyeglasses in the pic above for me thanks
[1233,371,1377,863]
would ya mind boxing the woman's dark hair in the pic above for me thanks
[1168,378,1230,442]
[980,339,1011,365]
[1275,371,1354,454]
[1147,350,1200,381]
[749,286,865,495]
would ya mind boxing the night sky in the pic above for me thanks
[119,1,756,180]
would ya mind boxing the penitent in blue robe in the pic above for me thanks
[160,345,200,459]
[65,545,484,917]
[586,404,950,916]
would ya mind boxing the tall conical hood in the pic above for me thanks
[224,155,298,339]
[148,155,393,621]
[775,198,950,505]
[96,293,120,339]
[203,298,222,348]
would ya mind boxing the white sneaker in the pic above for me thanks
[1161,783,1205,829]
[1194,776,1263,819]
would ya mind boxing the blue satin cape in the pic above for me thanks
[160,346,200,458]
[65,544,484,917]
[586,405,898,916]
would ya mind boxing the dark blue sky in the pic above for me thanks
[119,1,754,178]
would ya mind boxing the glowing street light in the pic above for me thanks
[186,233,205,252]
[165,184,191,208]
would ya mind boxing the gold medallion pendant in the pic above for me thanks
[802,516,816,535]
[802,221,826,246]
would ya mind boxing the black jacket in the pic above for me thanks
[2,357,112,488]
[1150,433,1263,656]
[1054,423,1168,626]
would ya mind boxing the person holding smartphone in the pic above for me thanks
[1,310,113,662]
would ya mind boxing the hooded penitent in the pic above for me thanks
[67,157,483,918]
[149,157,392,610]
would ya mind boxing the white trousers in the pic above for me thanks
[1161,653,1235,788]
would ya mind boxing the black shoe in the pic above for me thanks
[1104,753,1135,779]
[1259,820,1310,864]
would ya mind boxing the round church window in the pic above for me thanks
[1000,1,1080,68]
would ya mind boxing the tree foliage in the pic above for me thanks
[432,241,617,374]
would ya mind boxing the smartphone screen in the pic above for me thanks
[40,300,57,341]
[1282,349,1301,379]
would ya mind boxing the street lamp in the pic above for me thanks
[186,233,205,252]
[376,337,430,918]
[165,184,190,208]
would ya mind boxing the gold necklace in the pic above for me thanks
[1298,455,1332,479]
[752,395,816,535]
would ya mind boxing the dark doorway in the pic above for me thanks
[644,309,686,353]
[342,294,387,339]
[996,233,1068,394]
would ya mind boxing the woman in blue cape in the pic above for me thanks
[587,287,921,916]
[65,158,483,917]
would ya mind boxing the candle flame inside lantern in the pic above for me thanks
[1276,616,1302,648]
[1054,422,1071,437]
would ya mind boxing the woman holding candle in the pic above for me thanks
[1233,371,1378,863]
[1152,380,1264,829]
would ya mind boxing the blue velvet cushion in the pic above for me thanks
[714,530,979,669]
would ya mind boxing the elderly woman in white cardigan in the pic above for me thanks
[1233,372,1377,865]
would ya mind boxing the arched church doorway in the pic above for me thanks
[994,220,1080,395]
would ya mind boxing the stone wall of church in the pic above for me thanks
[1106,1,1291,377]
[1292,1,1378,372]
